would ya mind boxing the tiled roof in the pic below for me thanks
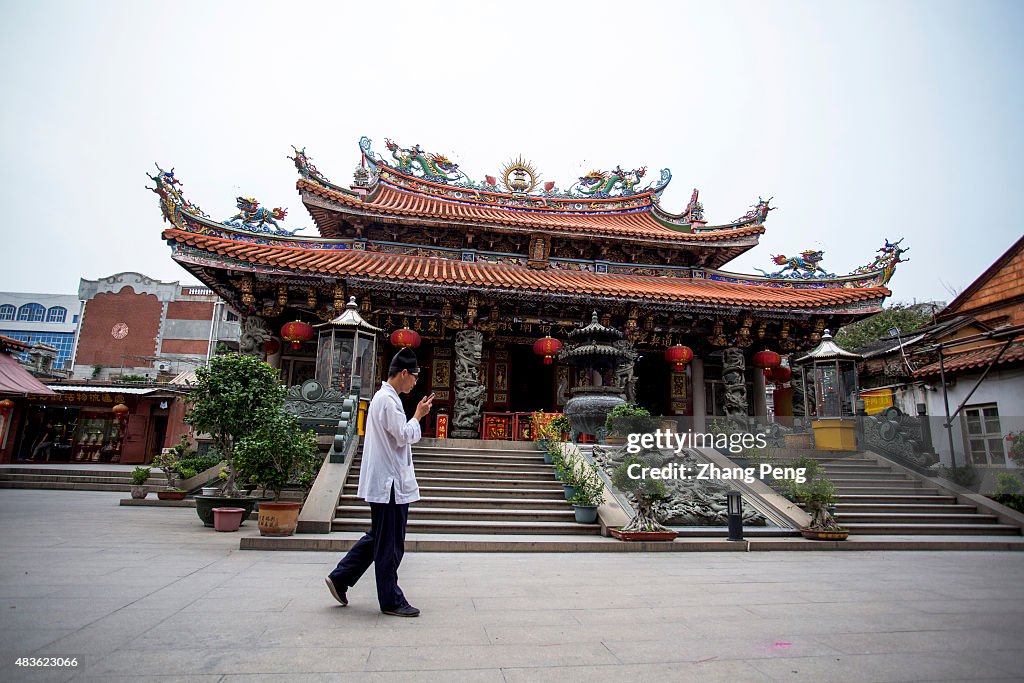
[914,340,1024,377]
[165,228,888,310]
[298,179,765,243]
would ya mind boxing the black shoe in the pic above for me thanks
[382,604,420,617]
[325,577,347,606]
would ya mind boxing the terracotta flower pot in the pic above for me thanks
[257,501,303,537]
[212,507,246,532]
[800,528,849,541]
[157,490,187,501]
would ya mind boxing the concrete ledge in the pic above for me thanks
[119,498,195,507]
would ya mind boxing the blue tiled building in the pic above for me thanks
[0,292,80,371]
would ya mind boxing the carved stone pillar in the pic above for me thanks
[238,315,271,357]
[452,330,484,439]
[691,358,706,433]
[721,347,748,422]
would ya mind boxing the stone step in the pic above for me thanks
[404,468,554,481]
[408,476,564,489]
[836,487,933,495]
[335,505,576,523]
[0,473,168,485]
[819,470,900,479]
[841,523,1021,536]
[838,493,951,502]
[360,456,551,469]
[343,484,565,499]
[829,477,923,486]
[0,467,168,480]
[412,446,544,458]
[0,481,134,492]
[331,517,600,535]
[338,494,569,510]
[834,503,979,514]
[836,512,1000,525]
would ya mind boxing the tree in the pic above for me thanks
[834,302,937,351]
[186,353,287,497]
[233,411,320,500]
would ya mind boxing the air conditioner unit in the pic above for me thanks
[156,362,171,372]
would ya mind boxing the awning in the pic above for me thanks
[45,385,161,395]
[0,352,57,396]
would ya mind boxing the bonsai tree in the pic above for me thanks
[233,411,320,500]
[610,454,672,533]
[605,403,658,437]
[152,448,183,491]
[777,458,844,532]
[185,353,288,497]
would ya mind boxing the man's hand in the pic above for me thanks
[414,393,435,421]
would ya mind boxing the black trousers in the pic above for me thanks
[329,486,410,611]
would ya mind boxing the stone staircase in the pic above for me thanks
[0,465,168,492]
[806,453,1021,536]
[332,442,601,536]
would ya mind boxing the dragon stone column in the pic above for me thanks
[721,347,748,425]
[451,330,484,439]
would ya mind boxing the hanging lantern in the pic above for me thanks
[533,336,563,365]
[263,337,281,356]
[770,366,792,384]
[0,398,14,415]
[664,345,694,371]
[753,349,781,369]
[112,403,130,425]
[281,320,314,350]
[390,328,422,349]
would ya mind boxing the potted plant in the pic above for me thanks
[532,410,555,451]
[604,404,657,444]
[153,446,187,501]
[548,414,571,442]
[608,455,677,541]
[233,410,321,536]
[130,466,150,499]
[777,459,848,540]
[569,460,605,524]
[186,353,288,527]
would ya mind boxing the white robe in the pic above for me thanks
[356,382,422,504]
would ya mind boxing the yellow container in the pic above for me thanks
[811,419,858,451]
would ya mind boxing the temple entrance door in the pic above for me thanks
[509,346,555,413]
[635,353,672,415]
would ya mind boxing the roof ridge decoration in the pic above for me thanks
[288,146,332,186]
[356,136,672,200]
[146,163,210,228]
[222,197,299,236]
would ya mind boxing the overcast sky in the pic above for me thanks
[1,1,1021,306]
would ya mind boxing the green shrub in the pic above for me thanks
[569,460,605,507]
[131,466,151,486]
[605,404,658,436]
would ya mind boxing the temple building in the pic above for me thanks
[150,138,906,438]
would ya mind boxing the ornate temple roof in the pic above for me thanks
[292,138,775,245]
[162,226,889,312]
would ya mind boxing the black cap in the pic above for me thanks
[388,348,420,375]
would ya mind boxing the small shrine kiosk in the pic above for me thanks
[150,137,906,438]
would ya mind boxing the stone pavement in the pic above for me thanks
[1,489,1023,682]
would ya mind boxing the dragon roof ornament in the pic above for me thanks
[753,238,908,286]
[147,164,300,237]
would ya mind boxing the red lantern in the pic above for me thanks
[753,349,781,369]
[263,337,281,356]
[390,328,422,349]
[112,403,130,426]
[664,345,694,371]
[533,336,563,365]
[0,398,14,416]
[281,320,314,350]
[770,366,791,384]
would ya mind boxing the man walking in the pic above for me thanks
[326,348,433,617]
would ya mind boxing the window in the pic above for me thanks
[0,304,13,321]
[0,330,75,370]
[46,306,67,323]
[17,303,45,322]
[964,405,1005,465]
[225,310,239,322]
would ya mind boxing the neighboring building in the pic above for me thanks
[0,291,80,371]
[0,335,58,464]
[148,138,907,436]
[72,273,240,380]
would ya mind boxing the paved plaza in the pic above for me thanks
[1,489,1023,682]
